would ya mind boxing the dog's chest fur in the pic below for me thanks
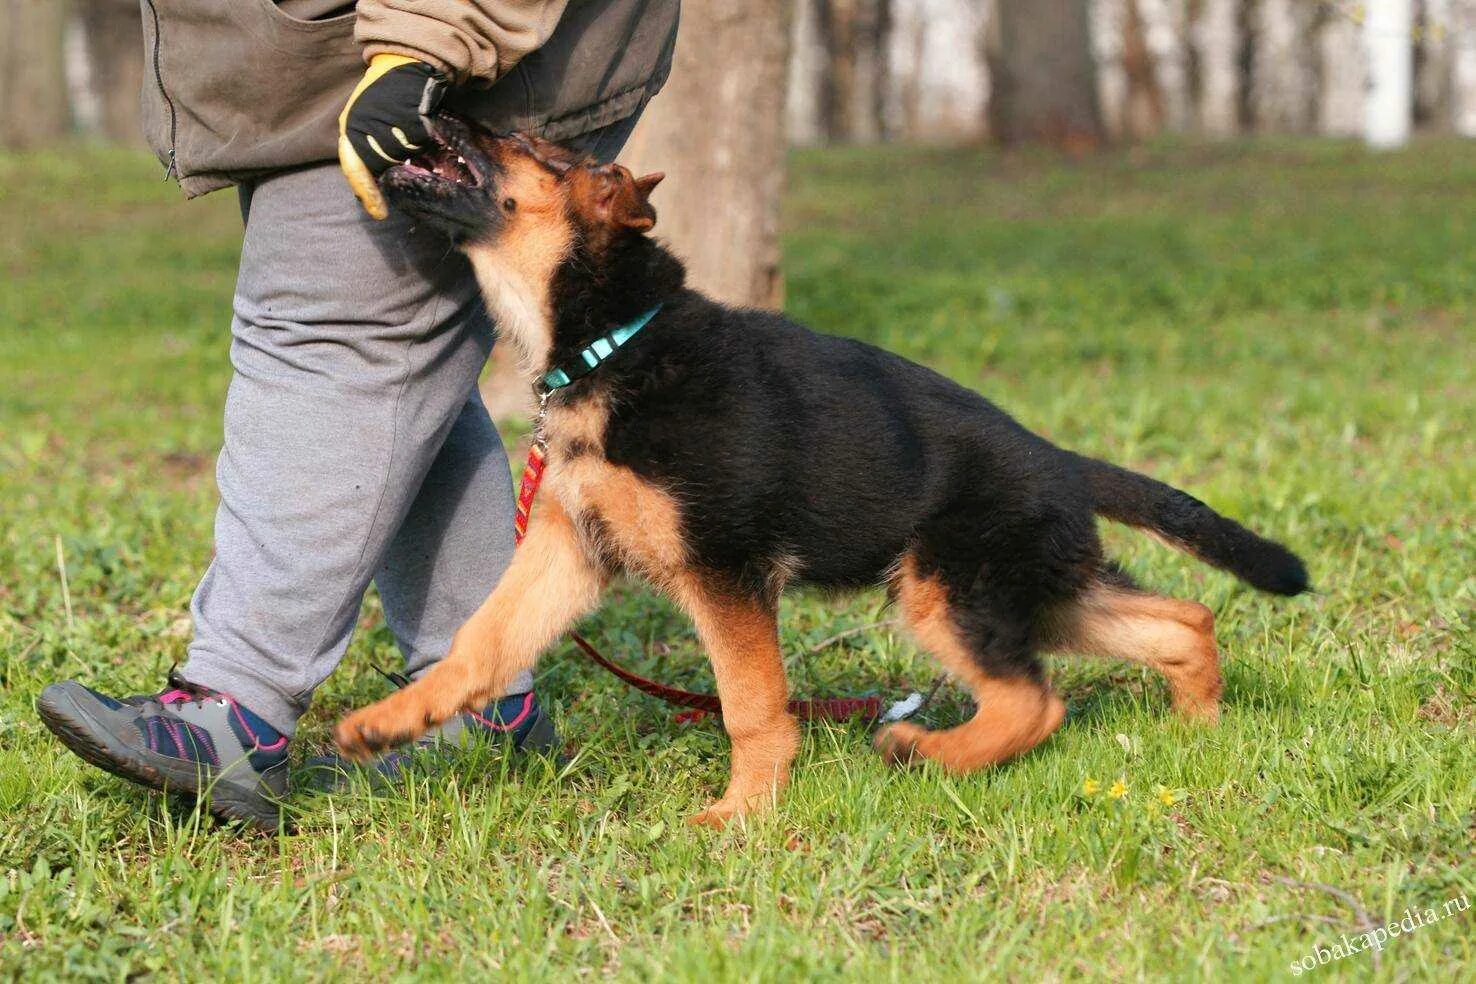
[541,394,687,584]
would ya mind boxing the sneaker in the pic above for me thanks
[36,673,290,832]
[304,687,558,793]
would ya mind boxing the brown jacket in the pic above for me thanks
[139,0,679,198]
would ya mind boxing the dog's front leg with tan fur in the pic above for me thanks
[677,583,800,828]
[335,497,601,758]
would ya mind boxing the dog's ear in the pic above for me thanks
[618,171,662,232]
[573,164,661,234]
[634,171,664,201]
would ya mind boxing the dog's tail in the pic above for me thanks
[1074,454,1309,595]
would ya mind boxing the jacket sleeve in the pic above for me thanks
[356,0,571,85]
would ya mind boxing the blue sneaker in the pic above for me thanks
[305,687,558,793]
[37,674,290,831]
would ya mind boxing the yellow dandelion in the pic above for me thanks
[1082,778,1101,796]
[1155,785,1176,807]
[1107,779,1127,800]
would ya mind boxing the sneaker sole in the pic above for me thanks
[517,707,560,757]
[36,685,283,833]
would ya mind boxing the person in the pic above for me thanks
[36,0,680,831]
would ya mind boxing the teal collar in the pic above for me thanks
[538,305,662,392]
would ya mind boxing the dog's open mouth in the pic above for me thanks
[396,144,482,189]
[378,114,503,239]
[384,115,489,193]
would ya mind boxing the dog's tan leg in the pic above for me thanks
[677,582,799,829]
[1050,586,1221,721]
[335,495,603,758]
[875,559,1066,772]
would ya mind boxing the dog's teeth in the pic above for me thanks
[456,155,466,165]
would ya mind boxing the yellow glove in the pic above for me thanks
[338,54,447,219]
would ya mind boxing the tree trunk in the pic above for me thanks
[1415,0,1452,127]
[787,0,828,145]
[1454,0,1476,135]
[1365,0,1413,147]
[1138,0,1190,130]
[1092,0,1167,141]
[817,0,891,142]
[79,0,143,143]
[1189,0,1241,137]
[619,0,790,308]
[1091,0,1129,139]
[1316,3,1365,136]
[1121,0,1167,138]
[988,0,1104,149]
[1,0,71,148]
[1248,0,1317,132]
[893,0,927,137]
[886,0,988,141]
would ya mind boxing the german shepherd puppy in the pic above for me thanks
[335,117,1308,826]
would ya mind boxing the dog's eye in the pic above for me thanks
[502,197,517,213]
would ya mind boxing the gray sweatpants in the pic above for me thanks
[182,119,638,735]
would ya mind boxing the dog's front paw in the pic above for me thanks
[333,694,430,760]
[688,798,746,830]
[687,789,779,829]
[332,712,392,761]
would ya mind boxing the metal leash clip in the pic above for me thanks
[532,387,552,451]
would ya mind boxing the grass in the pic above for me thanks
[1,137,1473,980]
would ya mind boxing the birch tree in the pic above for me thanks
[1416,0,1453,126]
[1250,0,1317,131]
[886,0,988,141]
[1138,0,1190,130]
[1454,0,1476,134]
[1118,0,1167,138]
[1189,0,1240,137]
[1366,0,1414,146]
[1090,0,1132,139]
[1318,2,1366,136]
[788,0,828,145]
[786,0,893,144]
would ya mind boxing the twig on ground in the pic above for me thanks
[808,619,899,653]
[1273,875,1383,970]
[53,534,73,631]
[588,896,621,946]
[1247,913,1341,931]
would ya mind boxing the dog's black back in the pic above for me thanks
[551,235,1305,682]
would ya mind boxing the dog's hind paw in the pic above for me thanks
[873,722,923,766]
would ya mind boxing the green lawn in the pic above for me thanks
[1,139,1472,980]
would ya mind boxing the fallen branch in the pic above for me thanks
[807,618,899,654]
[1272,875,1383,970]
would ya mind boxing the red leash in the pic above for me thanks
[514,441,882,724]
